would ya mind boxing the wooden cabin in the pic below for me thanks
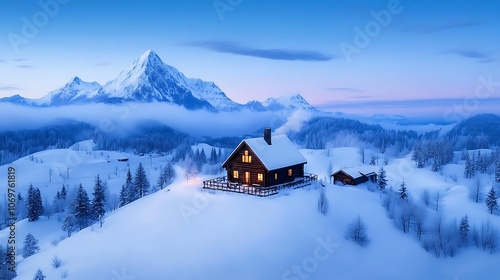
[331,166,377,186]
[222,128,307,187]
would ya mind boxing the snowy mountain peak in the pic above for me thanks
[262,93,317,111]
[134,49,165,72]
[37,76,103,106]
[0,50,318,112]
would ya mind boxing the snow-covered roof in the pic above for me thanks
[332,166,377,179]
[223,135,307,171]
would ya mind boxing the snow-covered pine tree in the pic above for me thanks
[125,168,135,202]
[22,233,40,258]
[33,269,46,280]
[16,192,26,219]
[485,187,498,214]
[119,184,128,207]
[0,244,17,279]
[471,152,476,177]
[91,175,107,227]
[398,179,408,200]
[377,166,388,190]
[476,151,483,172]
[133,163,150,199]
[60,184,67,200]
[495,161,500,183]
[209,147,217,164]
[74,184,91,230]
[62,214,77,237]
[163,162,175,188]
[464,152,473,178]
[459,214,469,248]
[369,155,376,166]
[26,185,44,222]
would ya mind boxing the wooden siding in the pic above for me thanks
[268,164,304,186]
[224,142,268,186]
[223,142,305,187]
[332,171,377,186]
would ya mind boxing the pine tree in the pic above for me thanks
[464,152,473,178]
[133,163,150,199]
[125,168,134,202]
[22,233,40,258]
[74,184,91,230]
[157,162,175,190]
[26,185,44,222]
[459,214,469,248]
[60,184,67,200]
[471,152,476,177]
[398,179,408,200]
[209,147,217,164]
[91,175,106,227]
[33,269,46,280]
[119,184,128,207]
[485,187,498,214]
[62,214,77,237]
[34,188,44,217]
[369,155,376,166]
[495,161,500,183]
[476,151,483,172]
[377,167,388,190]
[0,244,17,279]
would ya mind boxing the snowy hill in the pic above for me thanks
[0,50,318,113]
[1,143,499,279]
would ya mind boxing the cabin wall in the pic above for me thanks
[224,143,267,186]
[268,164,304,186]
[333,173,354,185]
[223,142,305,187]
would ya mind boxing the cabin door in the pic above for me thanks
[244,172,250,185]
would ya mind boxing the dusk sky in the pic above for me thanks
[1,0,499,116]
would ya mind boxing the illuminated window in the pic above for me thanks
[288,169,293,176]
[242,150,252,163]
[274,173,278,180]
[257,173,263,181]
[233,170,239,179]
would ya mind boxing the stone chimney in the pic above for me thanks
[264,128,272,145]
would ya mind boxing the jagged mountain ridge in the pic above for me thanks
[0,50,317,112]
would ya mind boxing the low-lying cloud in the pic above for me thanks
[0,103,285,137]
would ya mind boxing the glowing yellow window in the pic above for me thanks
[242,150,252,163]
[257,173,263,181]
[288,169,293,176]
[274,173,278,180]
[233,170,239,179]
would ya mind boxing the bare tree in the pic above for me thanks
[469,179,484,203]
[317,184,329,215]
[421,189,430,206]
[345,216,369,246]
[432,191,441,211]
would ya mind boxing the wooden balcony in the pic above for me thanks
[202,173,318,197]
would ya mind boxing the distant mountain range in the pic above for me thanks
[0,50,317,112]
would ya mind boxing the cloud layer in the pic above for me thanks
[186,41,334,62]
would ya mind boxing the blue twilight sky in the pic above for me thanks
[0,0,499,116]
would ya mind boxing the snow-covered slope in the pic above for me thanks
[1,144,499,279]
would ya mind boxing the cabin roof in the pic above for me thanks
[331,166,377,179]
[222,135,307,171]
